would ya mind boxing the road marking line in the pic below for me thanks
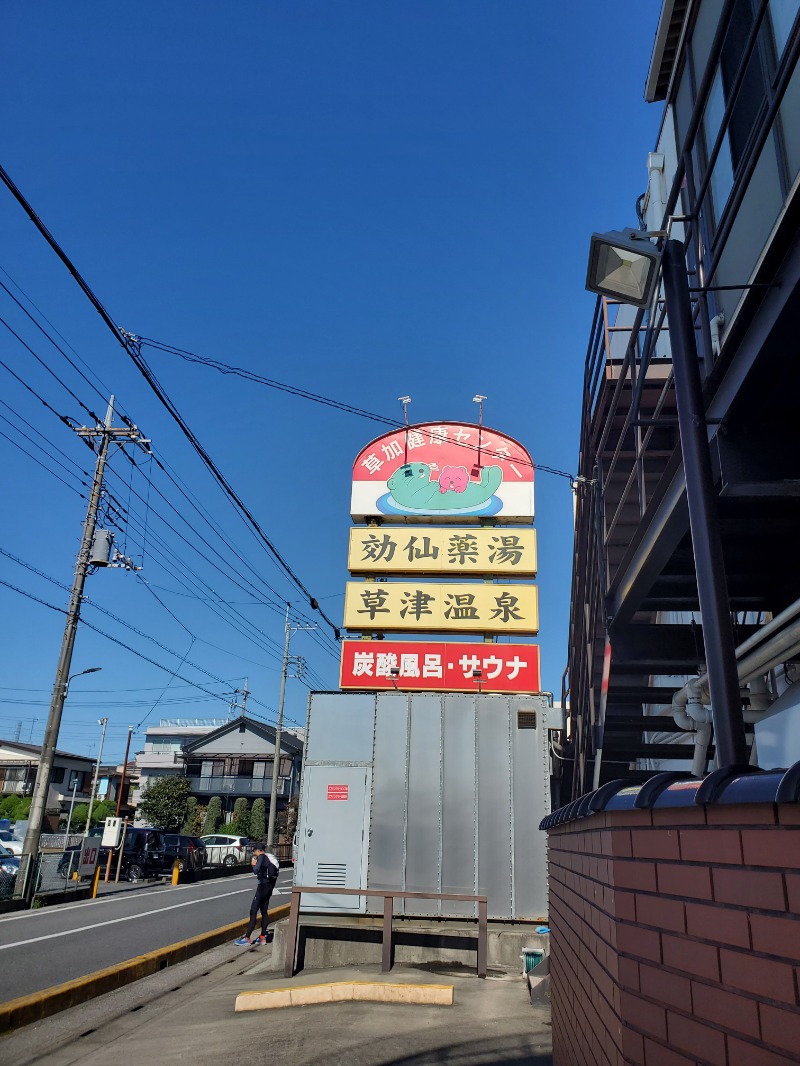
[0,888,256,950]
[0,872,290,924]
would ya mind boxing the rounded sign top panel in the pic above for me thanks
[351,422,534,523]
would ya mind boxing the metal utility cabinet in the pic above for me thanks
[295,691,555,920]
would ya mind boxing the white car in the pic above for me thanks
[199,834,251,867]
[0,831,22,856]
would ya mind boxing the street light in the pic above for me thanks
[65,666,102,696]
[389,667,401,691]
[585,231,748,770]
[586,229,662,309]
[84,717,109,838]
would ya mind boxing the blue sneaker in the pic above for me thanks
[234,936,251,946]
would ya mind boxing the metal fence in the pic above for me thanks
[0,868,16,900]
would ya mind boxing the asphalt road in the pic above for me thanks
[0,866,294,1002]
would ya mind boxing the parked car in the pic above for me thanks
[0,842,20,875]
[58,828,166,882]
[0,843,20,897]
[163,834,206,874]
[199,834,251,867]
[0,830,23,855]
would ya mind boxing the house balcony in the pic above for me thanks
[186,776,290,798]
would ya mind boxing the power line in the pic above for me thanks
[0,575,288,721]
[0,407,90,488]
[138,336,576,481]
[0,276,111,411]
[0,426,87,498]
[0,546,277,691]
[0,312,101,423]
[0,161,342,635]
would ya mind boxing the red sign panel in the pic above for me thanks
[340,640,540,694]
[327,784,349,801]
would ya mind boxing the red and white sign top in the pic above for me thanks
[327,784,349,801]
[350,422,534,522]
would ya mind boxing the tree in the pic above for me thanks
[181,796,198,833]
[201,795,223,835]
[249,798,266,842]
[69,803,92,832]
[275,797,299,843]
[232,797,250,836]
[137,777,191,831]
[91,800,113,826]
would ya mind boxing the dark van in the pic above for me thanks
[58,828,166,882]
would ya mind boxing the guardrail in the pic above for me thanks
[283,886,488,979]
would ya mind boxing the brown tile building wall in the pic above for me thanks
[547,803,800,1065]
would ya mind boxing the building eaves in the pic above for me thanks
[180,716,303,755]
[0,739,94,763]
[645,0,690,103]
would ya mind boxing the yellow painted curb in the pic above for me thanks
[235,980,454,1011]
[0,902,290,1033]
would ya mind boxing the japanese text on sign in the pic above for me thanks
[327,785,349,801]
[340,640,541,693]
[343,582,538,634]
[348,527,537,576]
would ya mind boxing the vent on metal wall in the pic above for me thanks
[316,863,347,886]
[517,711,537,730]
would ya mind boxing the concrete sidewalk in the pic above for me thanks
[2,941,553,1065]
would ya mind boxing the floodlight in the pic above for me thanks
[586,229,662,309]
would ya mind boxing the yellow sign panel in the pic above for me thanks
[348,527,537,576]
[344,581,538,634]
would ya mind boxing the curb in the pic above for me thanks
[0,902,290,1033]
[235,980,454,1011]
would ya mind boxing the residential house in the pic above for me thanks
[132,716,231,808]
[180,716,302,824]
[0,740,95,830]
[133,715,302,826]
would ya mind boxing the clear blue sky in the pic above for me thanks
[0,1,660,763]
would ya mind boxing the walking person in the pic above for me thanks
[234,843,280,946]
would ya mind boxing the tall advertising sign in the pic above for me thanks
[342,420,540,696]
[350,422,534,523]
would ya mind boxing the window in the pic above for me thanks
[238,760,254,778]
[702,0,768,224]
[150,741,182,754]
[51,767,65,784]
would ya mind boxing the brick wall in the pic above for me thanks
[547,802,800,1065]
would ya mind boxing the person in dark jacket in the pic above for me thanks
[234,844,279,946]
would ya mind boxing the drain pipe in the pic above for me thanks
[692,722,714,777]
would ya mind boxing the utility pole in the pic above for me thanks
[267,608,291,848]
[84,717,108,837]
[18,397,148,899]
[267,607,313,847]
[238,679,250,717]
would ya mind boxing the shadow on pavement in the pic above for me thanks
[353,1032,552,1066]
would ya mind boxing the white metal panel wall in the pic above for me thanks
[301,691,551,921]
[477,695,514,917]
[441,694,478,917]
[369,693,409,898]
